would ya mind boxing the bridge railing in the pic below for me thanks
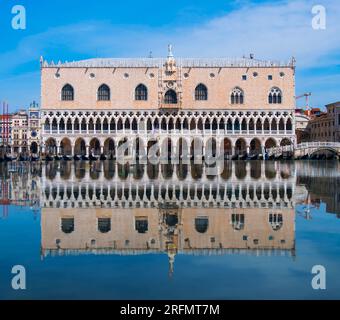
[267,145,294,156]
[295,142,340,150]
[267,142,340,156]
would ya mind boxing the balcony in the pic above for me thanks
[159,103,181,111]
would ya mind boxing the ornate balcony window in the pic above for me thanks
[268,87,282,104]
[231,87,244,104]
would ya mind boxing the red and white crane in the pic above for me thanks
[296,92,312,110]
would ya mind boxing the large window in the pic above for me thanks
[195,84,208,101]
[61,218,74,234]
[231,87,244,104]
[98,84,110,101]
[135,84,148,101]
[61,84,74,101]
[268,87,282,104]
[164,90,177,104]
[195,217,209,233]
[135,217,148,234]
[269,213,283,231]
[98,218,111,233]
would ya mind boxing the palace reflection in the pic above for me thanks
[39,160,297,276]
[1,160,340,276]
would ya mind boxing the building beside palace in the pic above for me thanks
[0,114,12,153]
[11,110,28,154]
[27,101,41,154]
[307,101,340,142]
[40,47,296,159]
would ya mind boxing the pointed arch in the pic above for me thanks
[135,84,148,101]
[164,89,177,104]
[195,83,208,100]
[61,84,74,101]
[59,118,65,132]
[231,87,244,104]
[81,118,87,132]
[268,87,282,104]
[74,118,80,132]
[97,84,110,101]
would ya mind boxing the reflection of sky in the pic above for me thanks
[1,202,340,300]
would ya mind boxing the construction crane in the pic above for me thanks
[296,93,312,110]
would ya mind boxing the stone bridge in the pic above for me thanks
[294,142,340,159]
[268,142,340,160]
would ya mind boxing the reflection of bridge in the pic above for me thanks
[268,142,340,159]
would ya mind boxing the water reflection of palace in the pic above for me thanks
[42,161,295,209]
[41,206,295,276]
[2,160,339,275]
[39,161,297,275]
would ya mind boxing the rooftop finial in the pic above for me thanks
[167,44,174,58]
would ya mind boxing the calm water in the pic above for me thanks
[0,160,340,300]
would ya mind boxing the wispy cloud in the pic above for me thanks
[1,0,339,108]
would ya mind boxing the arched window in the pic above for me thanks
[231,87,244,104]
[164,90,177,104]
[135,217,148,234]
[98,84,110,101]
[61,84,74,101]
[61,218,74,234]
[195,217,209,233]
[135,84,148,101]
[269,213,283,231]
[195,84,208,101]
[44,119,50,131]
[231,214,245,231]
[66,119,72,132]
[98,218,111,233]
[269,87,282,104]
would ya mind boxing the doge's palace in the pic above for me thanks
[40,46,296,160]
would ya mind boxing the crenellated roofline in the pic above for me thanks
[40,57,296,69]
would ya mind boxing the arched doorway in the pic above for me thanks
[89,138,101,156]
[235,138,247,156]
[206,138,217,160]
[60,138,72,156]
[221,138,232,160]
[177,138,189,161]
[30,142,38,154]
[45,138,57,156]
[265,138,277,149]
[249,138,262,156]
[117,138,129,158]
[280,138,292,147]
[104,138,115,159]
[74,138,86,157]
[190,138,203,162]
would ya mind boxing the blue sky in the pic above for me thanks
[0,0,339,111]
